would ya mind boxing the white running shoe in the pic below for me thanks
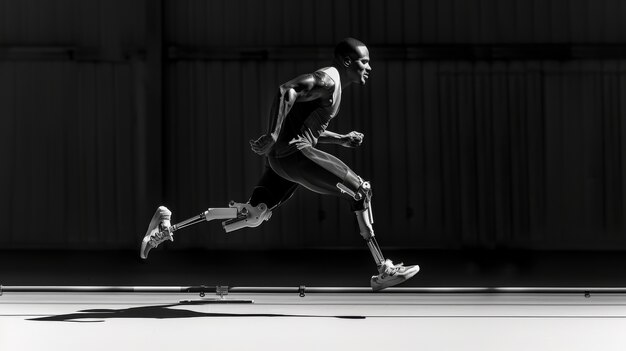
[370,259,420,292]
[140,206,173,259]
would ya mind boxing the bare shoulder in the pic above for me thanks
[281,70,334,101]
[312,70,336,93]
[289,71,335,93]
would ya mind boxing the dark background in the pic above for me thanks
[1,0,625,286]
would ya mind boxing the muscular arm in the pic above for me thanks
[317,130,344,144]
[269,71,334,141]
[250,71,335,156]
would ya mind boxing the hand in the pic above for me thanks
[340,131,364,148]
[249,134,276,156]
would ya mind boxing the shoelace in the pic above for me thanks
[380,261,405,277]
[149,229,172,246]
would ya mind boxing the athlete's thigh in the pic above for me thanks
[270,148,358,197]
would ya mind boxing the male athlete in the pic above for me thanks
[141,38,419,291]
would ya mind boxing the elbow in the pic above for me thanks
[279,86,297,102]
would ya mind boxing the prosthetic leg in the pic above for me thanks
[140,202,272,259]
[338,179,420,292]
[337,180,384,265]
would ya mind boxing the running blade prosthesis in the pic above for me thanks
[140,206,173,259]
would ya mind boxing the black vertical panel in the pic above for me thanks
[510,65,531,245]
[620,61,626,239]
[403,62,424,245]
[549,0,569,42]
[457,63,479,246]
[113,65,136,246]
[531,0,551,42]
[595,0,614,42]
[54,65,72,246]
[436,0,454,42]
[385,1,404,44]
[403,0,421,43]
[619,1,626,41]
[72,65,91,246]
[473,63,497,246]
[299,0,316,44]
[282,0,300,45]
[387,61,408,245]
[244,0,263,46]
[19,63,52,245]
[0,63,16,245]
[569,0,588,42]
[421,62,444,245]
[514,0,532,42]
[479,0,497,43]
[561,65,586,241]
[209,0,225,46]
[602,62,623,235]
[580,63,603,240]
[96,65,116,245]
[496,0,516,43]
[315,0,334,45]
[590,0,609,42]
[333,0,351,41]
[491,64,513,246]
[438,63,462,245]
[263,0,281,45]
[525,63,547,245]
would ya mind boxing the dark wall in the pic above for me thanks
[1,0,625,250]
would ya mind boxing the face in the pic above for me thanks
[347,46,372,86]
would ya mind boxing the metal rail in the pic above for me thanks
[3,285,626,297]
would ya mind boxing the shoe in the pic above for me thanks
[370,259,420,292]
[140,206,173,259]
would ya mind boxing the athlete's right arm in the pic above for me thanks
[250,72,334,156]
[271,72,334,141]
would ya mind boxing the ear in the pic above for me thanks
[342,56,352,68]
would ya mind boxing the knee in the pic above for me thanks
[339,175,372,212]
[223,202,273,233]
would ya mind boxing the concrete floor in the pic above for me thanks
[2,291,626,350]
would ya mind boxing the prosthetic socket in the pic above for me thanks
[222,201,272,232]
[337,179,386,267]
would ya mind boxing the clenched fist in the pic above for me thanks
[340,131,364,148]
[249,134,276,156]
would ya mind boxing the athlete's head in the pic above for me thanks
[334,38,371,86]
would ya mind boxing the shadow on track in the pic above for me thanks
[28,303,365,322]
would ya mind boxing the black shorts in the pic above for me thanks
[249,147,365,211]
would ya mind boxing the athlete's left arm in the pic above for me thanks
[318,130,364,148]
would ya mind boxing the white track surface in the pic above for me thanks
[2,292,626,350]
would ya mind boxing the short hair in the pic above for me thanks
[334,38,367,60]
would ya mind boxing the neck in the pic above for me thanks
[332,62,353,89]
